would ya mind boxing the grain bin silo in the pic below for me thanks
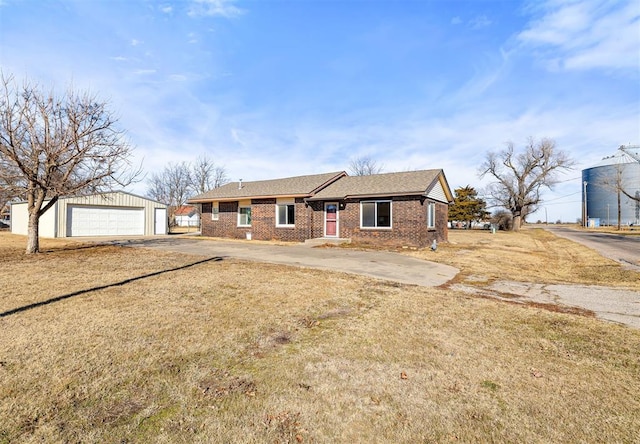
[582,145,640,227]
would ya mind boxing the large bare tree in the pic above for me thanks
[147,162,192,226]
[479,137,574,231]
[148,156,228,228]
[190,154,228,195]
[0,73,138,253]
[348,155,383,176]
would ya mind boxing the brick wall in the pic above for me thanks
[201,201,250,239]
[310,197,448,248]
[201,197,449,248]
[201,198,311,242]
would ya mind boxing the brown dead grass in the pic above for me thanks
[1,232,639,443]
[411,227,640,289]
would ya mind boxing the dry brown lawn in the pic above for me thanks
[1,231,639,443]
[412,227,640,290]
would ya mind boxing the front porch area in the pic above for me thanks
[303,237,351,247]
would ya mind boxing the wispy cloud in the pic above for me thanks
[518,0,640,72]
[469,15,492,29]
[160,5,173,14]
[168,74,188,81]
[133,69,156,75]
[188,0,244,18]
[449,14,493,29]
[130,39,142,47]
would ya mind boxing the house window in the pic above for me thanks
[276,199,295,227]
[212,202,219,221]
[238,205,252,227]
[427,202,436,229]
[361,201,391,228]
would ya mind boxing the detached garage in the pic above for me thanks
[11,191,167,238]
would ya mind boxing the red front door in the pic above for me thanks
[325,203,338,237]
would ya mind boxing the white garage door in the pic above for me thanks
[68,205,145,236]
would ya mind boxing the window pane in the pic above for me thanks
[287,204,295,224]
[427,203,435,228]
[377,202,391,227]
[362,202,375,227]
[278,205,286,225]
[239,207,251,225]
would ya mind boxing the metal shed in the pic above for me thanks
[11,191,168,237]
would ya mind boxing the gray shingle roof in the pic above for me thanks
[189,171,346,202]
[308,169,444,200]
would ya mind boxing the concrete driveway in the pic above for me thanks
[113,236,459,287]
[80,235,639,328]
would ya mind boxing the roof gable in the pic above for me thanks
[189,171,346,202]
[309,169,453,202]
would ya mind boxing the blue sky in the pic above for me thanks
[1,0,639,222]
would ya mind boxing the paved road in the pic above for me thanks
[111,237,459,287]
[542,226,640,270]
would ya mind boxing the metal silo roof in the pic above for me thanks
[589,145,640,168]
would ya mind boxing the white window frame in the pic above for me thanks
[427,201,436,229]
[237,200,252,227]
[211,202,219,221]
[360,200,392,229]
[276,198,295,227]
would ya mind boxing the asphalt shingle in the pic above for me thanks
[189,171,346,201]
[309,169,443,200]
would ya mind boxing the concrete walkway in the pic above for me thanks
[452,280,640,329]
[110,236,459,288]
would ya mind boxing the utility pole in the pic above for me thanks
[583,181,588,228]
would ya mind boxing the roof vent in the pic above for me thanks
[238,179,243,190]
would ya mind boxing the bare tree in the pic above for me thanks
[479,137,574,231]
[613,146,640,204]
[148,156,228,229]
[0,73,138,253]
[0,159,23,213]
[348,155,383,176]
[147,162,192,226]
[190,154,228,195]
[597,162,639,229]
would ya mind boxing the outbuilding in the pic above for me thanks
[11,191,168,238]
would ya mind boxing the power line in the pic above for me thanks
[556,176,582,183]
[544,191,581,202]
[543,200,582,206]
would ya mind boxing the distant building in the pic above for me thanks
[1,204,10,227]
[174,205,200,227]
[582,145,640,226]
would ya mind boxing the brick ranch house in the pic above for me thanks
[188,169,453,248]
